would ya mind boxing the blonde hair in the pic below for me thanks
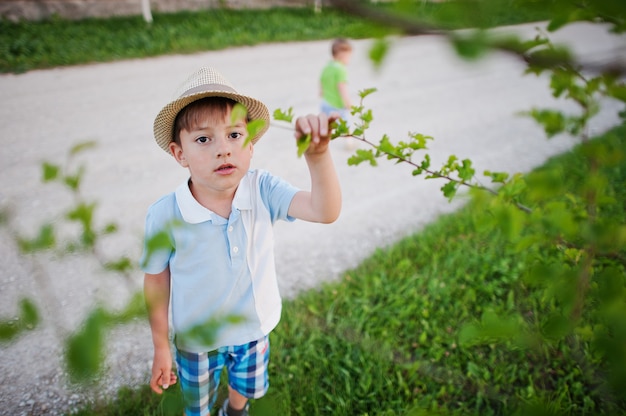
[331,38,352,57]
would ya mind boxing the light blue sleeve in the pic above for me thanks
[139,194,176,274]
[258,170,300,223]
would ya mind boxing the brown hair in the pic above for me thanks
[331,38,352,57]
[173,97,243,145]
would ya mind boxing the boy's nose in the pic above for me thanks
[215,137,232,158]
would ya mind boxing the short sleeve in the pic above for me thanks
[139,194,176,274]
[257,170,300,223]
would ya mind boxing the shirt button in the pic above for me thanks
[232,246,239,253]
[228,226,234,232]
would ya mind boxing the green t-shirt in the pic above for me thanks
[320,60,348,109]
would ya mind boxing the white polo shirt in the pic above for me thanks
[140,169,299,353]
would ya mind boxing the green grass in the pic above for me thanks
[266,126,626,415]
[0,1,552,73]
[66,125,626,415]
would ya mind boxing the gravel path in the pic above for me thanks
[0,22,623,415]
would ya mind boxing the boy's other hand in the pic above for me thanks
[150,348,178,394]
[294,113,340,155]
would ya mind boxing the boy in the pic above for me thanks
[319,38,353,121]
[141,66,341,416]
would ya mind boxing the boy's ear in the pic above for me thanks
[169,142,188,167]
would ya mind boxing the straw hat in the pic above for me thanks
[153,66,270,153]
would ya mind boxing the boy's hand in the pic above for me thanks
[150,347,178,394]
[294,113,340,155]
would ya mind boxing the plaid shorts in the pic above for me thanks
[175,336,270,416]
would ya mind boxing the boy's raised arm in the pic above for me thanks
[288,114,342,223]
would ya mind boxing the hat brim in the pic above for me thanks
[153,90,270,154]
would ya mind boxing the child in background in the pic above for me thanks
[320,38,353,121]
[141,66,341,416]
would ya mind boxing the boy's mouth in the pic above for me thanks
[215,163,235,173]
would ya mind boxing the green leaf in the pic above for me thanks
[66,202,95,222]
[273,107,294,123]
[441,181,458,201]
[348,149,377,167]
[65,309,106,383]
[451,30,489,60]
[458,309,529,347]
[0,320,19,342]
[358,87,378,100]
[109,292,146,323]
[17,223,56,252]
[542,313,572,341]
[596,266,625,304]
[606,83,626,103]
[141,221,180,269]
[104,256,134,273]
[368,38,390,70]
[0,299,39,342]
[64,174,81,191]
[457,159,475,181]
[493,203,525,241]
[102,222,118,234]
[546,13,571,32]
[550,69,574,98]
[407,132,432,150]
[466,361,482,379]
[177,315,245,347]
[63,165,85,191]
[547,7,597,32]
[42,162,60,182]
[69,141,97,157]
[296,134,311,158]
[378,135,395,155]
[360,108,374,124]
[66,202,97,246]
[244,119,266,147]
[490,34,548,55]
[525,109,566,137]
[484,170,509,183]
[231,102,248,124]
[332,118,350,138]
[413,154,431,176]
[19,298,39,328]
[526,45,573,69]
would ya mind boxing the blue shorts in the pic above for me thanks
[175,336,270,416]
[321,100,350,122]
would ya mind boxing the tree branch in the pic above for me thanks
[328,0,626,76]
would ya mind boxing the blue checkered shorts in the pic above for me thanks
[175,336,270,416]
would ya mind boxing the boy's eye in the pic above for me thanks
[196,136,211,144]
[229,132,244,140]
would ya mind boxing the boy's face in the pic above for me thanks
[336,49,352,65]
[169,106,253,197]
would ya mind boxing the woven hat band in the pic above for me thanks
[180,84,237,98]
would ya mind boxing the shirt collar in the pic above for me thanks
[175,175,252,224]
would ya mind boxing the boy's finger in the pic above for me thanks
[318,113,329,138]
[294,116,311,138]
[305,114,325,143]
[150,373,163,394]
[328,113,341,127]
[161,373,170,389]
